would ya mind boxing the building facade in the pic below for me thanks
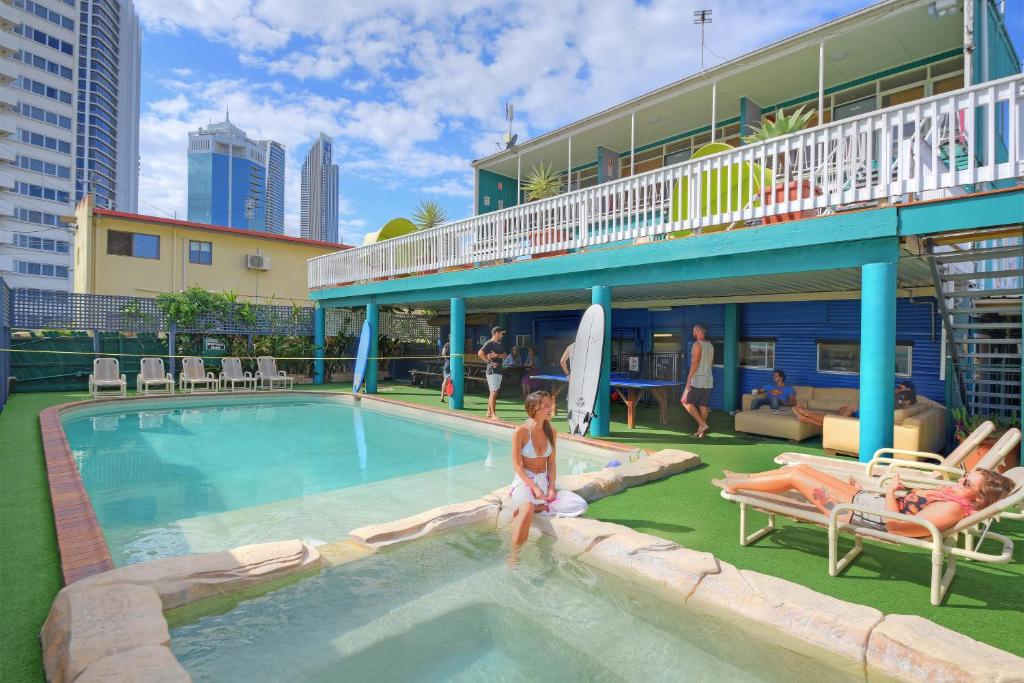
[300,132,339,243]
[187,119,284,234]
[73,196,349,305]
[75,0,140,213]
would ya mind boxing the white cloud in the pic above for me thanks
[420,177,474,198]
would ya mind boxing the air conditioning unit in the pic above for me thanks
[246,254,271,270]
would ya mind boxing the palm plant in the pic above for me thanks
[742,105,816,144]
[522,162,563,201]
[411,200,448,230]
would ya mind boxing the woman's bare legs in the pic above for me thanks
[792,406,826,426]
[509,502,534,564]
[716,464,859,515]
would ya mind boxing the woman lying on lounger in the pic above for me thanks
[792,381,917,427]
[508,390,587,563]
[714,464,1013,537]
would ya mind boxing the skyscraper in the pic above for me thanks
[187,118,284,233]
[300,133,339,243]
[75,0,141,213]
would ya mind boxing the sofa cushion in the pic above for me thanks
[735,409,821,442]
[893,401,928,422]
[812,387,860,403]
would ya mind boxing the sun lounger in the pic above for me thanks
[718,467,1023,605]
[255,356,295,390]
[179,356,219,393]
[88,357,126,398]
[136,357,174,395]
[219,357,256,391]
[774,421,997,481]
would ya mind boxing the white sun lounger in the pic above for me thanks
[219,357,256,391]
[719,467,1023,605]
[179,356,219,393]
[136,357,174,396]
[255,356,295,390]
[88,357,126,398]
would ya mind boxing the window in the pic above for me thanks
[17,49,73,80]
[19,129,71,155]
[515,334,532,349]
[13,0,75,30]
[189,240,212,265]
[17,102,72,130]
[107,231,160,259]
[710,339,776,369]
[14,208,68,227]
[817,341,913,377]
[15,181,70,204]
[15,260,69,279]
[15,76,74,105]
[18,155,72,179]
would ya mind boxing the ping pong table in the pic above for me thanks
[529,374,684,428]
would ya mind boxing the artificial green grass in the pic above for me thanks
[377,383,1024,656]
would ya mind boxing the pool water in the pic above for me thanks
[171,530,879,682]
[62,396,603,565]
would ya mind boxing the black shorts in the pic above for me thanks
[683,386,711,407]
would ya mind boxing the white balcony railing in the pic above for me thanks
[310,74,1024,289]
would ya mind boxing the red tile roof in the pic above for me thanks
[93,208,352,250]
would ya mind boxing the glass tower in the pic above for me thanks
[300,132,339,243]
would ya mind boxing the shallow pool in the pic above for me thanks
[62,395,605,565]
[171,529,877,682]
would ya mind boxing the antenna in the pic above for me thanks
[693,9,712,72]
[502,101,518,151]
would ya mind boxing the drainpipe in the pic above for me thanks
[516,156,521,205]
[567,136,573,190]
[710,82,717,141]
[818,41,825,125]
[630,112,635,176]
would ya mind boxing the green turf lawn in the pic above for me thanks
[1,382,1020,682]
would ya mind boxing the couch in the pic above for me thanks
[734,385,836,442]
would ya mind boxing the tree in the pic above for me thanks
[411,200,448,230]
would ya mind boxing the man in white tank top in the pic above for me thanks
[681,323,714,438]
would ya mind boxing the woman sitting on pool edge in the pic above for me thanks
[714,464,1013,537]
[792,380,917,427]
[507,390,587,562]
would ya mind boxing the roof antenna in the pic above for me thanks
[693,9,712,72]
[225,104,230,122]
[501,102,518,152]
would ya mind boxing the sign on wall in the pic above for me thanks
[596,146,620,183]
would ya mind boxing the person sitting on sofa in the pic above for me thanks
[749,369,795,412]
[792,381,917,427]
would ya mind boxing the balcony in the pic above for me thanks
[309,75,1024,290]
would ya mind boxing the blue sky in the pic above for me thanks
[134,0,1022,244]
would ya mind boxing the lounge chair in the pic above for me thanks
[774,421,998,481]
[718,467,1023,605]
[179,356,219,393]
[220,357,256,391]
[869,429,1021,488]
[88,357,126,398]
[136,357,174,395]
[255,356,295,390]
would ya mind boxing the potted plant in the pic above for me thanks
[521,162,568,257]
[742,105,820,225]
[952,407,1021,472]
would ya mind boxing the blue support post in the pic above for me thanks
[592,286,612,437]
[313,304,325,385]
[723,303,740,413]
[449,298,465,409]
[859,262,897,462]
[167,322,177,379]
[366,303,379,394]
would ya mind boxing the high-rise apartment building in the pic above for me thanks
[300,132,339,243]
[75,0,140,213]
[0,0,140,292]
[187,119,284,233]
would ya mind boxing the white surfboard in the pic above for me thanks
[566,304,606,436]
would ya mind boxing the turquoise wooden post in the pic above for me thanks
[858,262,897,462]
[450,298,465,409]
[313,304,325,385]
[723,303,740,412]
[366,303,379,394]
[592,286,612,437]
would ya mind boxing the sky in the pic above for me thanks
[134,0,1023,245]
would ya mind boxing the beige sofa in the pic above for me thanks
[733,386,947,455]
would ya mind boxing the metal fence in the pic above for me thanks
[1,279,11,412]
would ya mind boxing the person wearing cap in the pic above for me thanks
[794,380,917,426]
[478,326,508,419]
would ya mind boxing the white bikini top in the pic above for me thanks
[521,434,552,459]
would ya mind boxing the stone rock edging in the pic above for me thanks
[40,540,320,683]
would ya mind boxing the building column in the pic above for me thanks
[859,262,897,462]
[313,304,325,385]
[450,298,466,409]
[592,286,612,437]
[366,302,379,394]
[723,303,740,413]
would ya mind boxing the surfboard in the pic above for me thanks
[352,320,371,394]
[566,304,606,436]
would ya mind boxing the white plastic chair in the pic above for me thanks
[136,357,174,395]
[89,357,126,398]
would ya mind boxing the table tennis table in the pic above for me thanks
[529,374,684,428]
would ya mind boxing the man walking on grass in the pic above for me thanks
[478,326,507,419]
[681,323,714,438]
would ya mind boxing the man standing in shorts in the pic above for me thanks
[478,326,507,419]
[681,323,714,438]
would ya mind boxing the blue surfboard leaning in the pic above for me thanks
[352,320,372,394]
[566,304,606,436]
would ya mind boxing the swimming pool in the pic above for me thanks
[171,529,879,682]
[62,394,608,566]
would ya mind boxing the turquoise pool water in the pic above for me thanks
[172,529,877,682]
[63,396,603,565]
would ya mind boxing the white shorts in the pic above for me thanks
[505,470,587,518]
[486,373,503,393]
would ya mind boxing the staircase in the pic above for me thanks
[928,228,1023,421]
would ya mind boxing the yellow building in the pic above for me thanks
[73,197,348,305]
